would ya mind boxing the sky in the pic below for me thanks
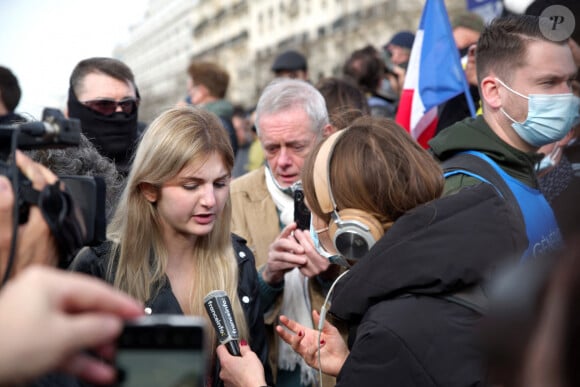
[0,0,149,120]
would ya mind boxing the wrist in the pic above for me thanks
[260,264,283,286]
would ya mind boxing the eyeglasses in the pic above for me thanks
[82,98,139,116]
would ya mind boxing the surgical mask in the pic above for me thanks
[496,78,580,147]
[536,145,562,172]
[309,218,351,268]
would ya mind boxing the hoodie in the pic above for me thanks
[429,115,541,192]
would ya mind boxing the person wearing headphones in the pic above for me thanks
[216,116,527,386]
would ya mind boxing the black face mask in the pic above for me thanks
[67,87,138,173]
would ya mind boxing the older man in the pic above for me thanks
[230,78,335,387]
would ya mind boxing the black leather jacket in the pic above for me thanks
[70,234,272,387]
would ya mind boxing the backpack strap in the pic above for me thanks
[441,151,523,219]
[440,152,520,315]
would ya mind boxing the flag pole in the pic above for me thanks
[462,74,477,118]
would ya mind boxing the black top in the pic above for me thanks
[70,234,272,387]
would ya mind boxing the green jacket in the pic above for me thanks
[203,99,234,119]
[429,116,542,195]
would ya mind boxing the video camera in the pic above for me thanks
[0,108,106,272]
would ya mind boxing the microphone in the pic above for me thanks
[203,290,241,356]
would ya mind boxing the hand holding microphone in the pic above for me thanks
[204,290,241,356]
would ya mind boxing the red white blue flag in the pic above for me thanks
[395,0,475,148]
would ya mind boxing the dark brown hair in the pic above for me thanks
[316,77,370,130]
[302,116,444,226]
[70,57,136,96]
[476,15,567,84]
[342,45,385,94]
[187,61,230,98]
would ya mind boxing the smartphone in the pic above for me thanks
[115,315,206,387]
[293,182,311,230]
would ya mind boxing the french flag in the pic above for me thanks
[395,0,475,148]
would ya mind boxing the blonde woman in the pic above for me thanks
[72,107,271,386]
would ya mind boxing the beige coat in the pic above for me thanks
[230,166,280,268]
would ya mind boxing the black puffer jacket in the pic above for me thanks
[330,184,527,387]
[71,234,272,387]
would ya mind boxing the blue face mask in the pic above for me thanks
[496,78,580,147]
[536,145,562,173]
[309,218,351,268]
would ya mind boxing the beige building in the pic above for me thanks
[116,0,465,123]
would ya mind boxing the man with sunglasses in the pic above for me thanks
[67,57,142,175]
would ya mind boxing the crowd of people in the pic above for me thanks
[1,1,580,387]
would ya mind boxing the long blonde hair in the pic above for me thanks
[107,106,249,353]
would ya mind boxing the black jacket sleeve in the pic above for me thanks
[230,235,273,386]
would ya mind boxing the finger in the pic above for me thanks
[60,352,117,385]
[216,344,230,360]
[279,314,305,335]
[57,315,123,353]
[0,176,14,249]
[270,252,307,268]
[15,206,58,271]
[299,265,320,278]
[47,271,144,317]
[275,324,300,346]
[272,237,305,255]
[299,256,331,278]
[15,150,58,189]
[239,343,253,357]
[92,342,116,362]
[293,229,314,249]
[279,222,298,239]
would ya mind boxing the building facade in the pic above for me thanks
[116,0,465,123]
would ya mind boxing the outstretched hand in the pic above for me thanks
[276,310,349,377]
